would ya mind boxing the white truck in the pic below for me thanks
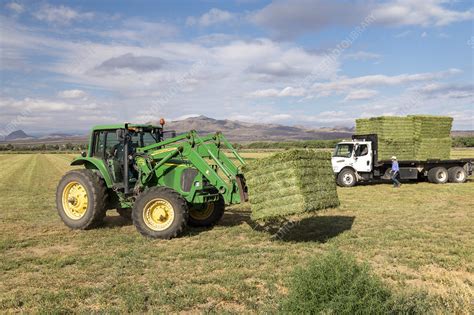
[331,134,473,187]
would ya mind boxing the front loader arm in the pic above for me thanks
[136,130,247,204]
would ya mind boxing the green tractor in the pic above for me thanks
[56,122,248,239]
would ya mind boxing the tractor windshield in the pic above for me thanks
[333,143,354,158]
[130,129,162,148]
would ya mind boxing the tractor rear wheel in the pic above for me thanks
[132,187,188,239]
[188,195,225,227]
[56,169,107,229]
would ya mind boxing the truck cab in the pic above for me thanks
[332,139,373,186]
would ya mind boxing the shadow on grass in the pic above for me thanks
[219,210,355,243]
[355,177,473,186]
[101,214,133,229]
[275,215,355,242]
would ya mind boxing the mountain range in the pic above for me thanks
[1,115,472,143]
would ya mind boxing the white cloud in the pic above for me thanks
[33,4,94,24]
[99,18,178,42]
[0,97,75,111]
[5,2,24,13]
[251,0,474,38]
[343,51,381,61]
[186,8,234,27]
[228,113,293,123]
[58,89,87,99]
[250,86,306,98]
[373,0,474,27]
[395,30,411,38]
[413,83,474,99]
[344,89,379,101]
[312,69,461,96]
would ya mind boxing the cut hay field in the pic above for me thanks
[1,150,473,313]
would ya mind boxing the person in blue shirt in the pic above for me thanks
[391,156,401,188]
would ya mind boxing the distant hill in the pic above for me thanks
[451,130,474,137]
[5,130,35,141]
[1,118,471,145]
[157,115,353,141]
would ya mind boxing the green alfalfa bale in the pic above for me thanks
[411,115,453,139]
[414,137,452,160]
[242,150,340,220]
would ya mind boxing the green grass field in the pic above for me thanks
[1,150,473,313]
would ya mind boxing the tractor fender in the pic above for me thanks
[71,157,113,188]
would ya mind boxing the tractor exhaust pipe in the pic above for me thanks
[123,133,130,194]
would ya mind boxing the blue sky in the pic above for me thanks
[0,0,473,135]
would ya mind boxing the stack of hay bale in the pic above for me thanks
[356,115,452,160]
[242,150,340,220]
[356,116,416,160]
[410,115,453,160]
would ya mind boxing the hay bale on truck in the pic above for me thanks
[243,150,340,220]
[410,115,453,160]
[356,116,415,160]
[356,115,453,160]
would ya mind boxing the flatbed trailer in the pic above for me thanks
[331,134,473,187]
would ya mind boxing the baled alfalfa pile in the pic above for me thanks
[356,115,453,160]
[356,116,416,160]
[242,150,340,221]
[410,115,453,160]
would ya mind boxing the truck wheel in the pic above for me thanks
[56,169,107,229]
[188,196,225,227]
[117,208,132,220]
[337,169,357,187]
[427,167,448,184]
[448,166,467,183]
[132,187,188,239]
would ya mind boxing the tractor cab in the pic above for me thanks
[86,124,165,188]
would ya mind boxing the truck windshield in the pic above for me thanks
[334,144,354,158]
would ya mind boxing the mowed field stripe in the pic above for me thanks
[43,154,77,178]
[0,154,34,192]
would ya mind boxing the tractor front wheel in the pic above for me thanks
[132,187,188,239]
[56,169,107,229]
[188,196,225,227]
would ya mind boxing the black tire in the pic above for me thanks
[337,169,357,187]
[427,167,448,184]
[132,187,188,239]
[56,169,107,229]
[448,166,467,183]
[188,195,225,227]
[117,208,132,220]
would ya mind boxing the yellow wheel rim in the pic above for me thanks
[62,181,88,220]
[143,198,175,231]
[190,203,214,220]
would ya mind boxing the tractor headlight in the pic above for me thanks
[194,181,201,187]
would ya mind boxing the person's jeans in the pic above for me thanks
[391,171,401,187]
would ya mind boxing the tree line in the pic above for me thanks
[1,137,473,152]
